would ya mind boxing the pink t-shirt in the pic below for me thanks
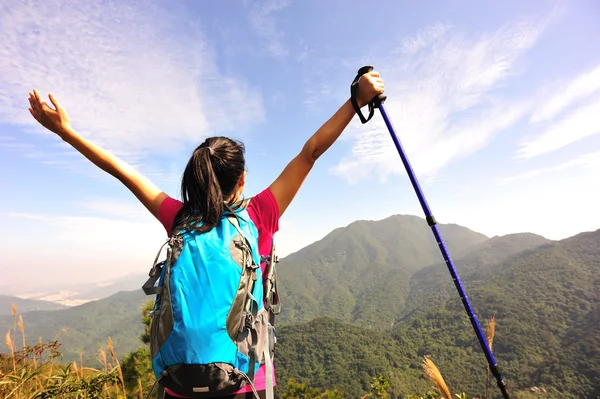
[157,188,280,397]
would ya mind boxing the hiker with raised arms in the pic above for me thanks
[27,69,385,399]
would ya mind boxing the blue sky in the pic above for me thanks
[1,0,599,289]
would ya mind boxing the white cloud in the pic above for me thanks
[332,17,547,182]
[516,63,600,161]
[247,0,291,59]
[499,150,600,183]
[0,0,265,159]
[530,64,600,123]
[401,22,452,54]
[517,96,600,159]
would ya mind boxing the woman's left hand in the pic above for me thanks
[28,89,73,138]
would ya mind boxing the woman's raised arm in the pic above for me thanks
[28,89,167,219]
[268,70,384,216]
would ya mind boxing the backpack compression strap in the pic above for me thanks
[262,239,281,325]
[225,212,261,383]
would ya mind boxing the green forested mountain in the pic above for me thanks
[275,214,489,327]
[277,229,600,398]
[274,317,433,396]
[1,215,598,398]
[402,232,551,317]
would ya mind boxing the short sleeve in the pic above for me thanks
[158,196,184,235]
[247,188,280,236]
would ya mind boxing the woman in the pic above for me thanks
[27,70,384,398]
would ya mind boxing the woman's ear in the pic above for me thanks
[238,170,247,191]
[234,170,246,199]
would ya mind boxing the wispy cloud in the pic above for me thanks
[529,64,600,123]
[246,0,291,59]
[517,96,600,159]
[517,64,600,160]
[331,17,548,183]
[500,150,600,183]
[0,0,265,160]
[401,22,452,54]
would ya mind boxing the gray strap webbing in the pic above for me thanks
[264,334,274,399]
[157,384,165,399]
[142,262,163,295]
[143,239,170,295]
[246,328,258,381]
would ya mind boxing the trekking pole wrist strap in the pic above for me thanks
[350,65,387,124]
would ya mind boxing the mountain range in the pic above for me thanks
[1,214,598,398]
[1,272,148,308]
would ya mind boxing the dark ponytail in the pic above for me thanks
[173,136,246,234]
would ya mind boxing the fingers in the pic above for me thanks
[29,90,41,108]
[33,89,43,103]
[369,71,384,93]
[48,93,64,113]
[364,73,385,94]
[28,89,56,115]
[28,92,41,115]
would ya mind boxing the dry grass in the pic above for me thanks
[422,355,452,399]
[485,314,496,399]
[1,304,126,399]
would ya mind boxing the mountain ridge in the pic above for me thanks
[0,295,68,316]
[2,217,598,397]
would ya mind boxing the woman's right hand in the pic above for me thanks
[28,89,72,137]
[356,70,385,108]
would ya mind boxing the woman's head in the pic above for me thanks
[174,136,246,233]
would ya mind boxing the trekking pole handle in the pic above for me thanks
[351,65,387,123]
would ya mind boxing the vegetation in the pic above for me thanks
[1,303,479,398]
[1,215,598,398]
[0,291,148,365]
[1,305,123,398]
[274,215,489,328]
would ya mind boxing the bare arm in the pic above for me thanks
[268,99,356,216]
[269,70,384,216]
[28,90,167,219]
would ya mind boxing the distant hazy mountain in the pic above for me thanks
[4,272,149,308]
[0,295,67,316]
[0,290,148,364]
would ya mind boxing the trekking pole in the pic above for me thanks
[351,65,510,399]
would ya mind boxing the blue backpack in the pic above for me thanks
[142,200,280,399]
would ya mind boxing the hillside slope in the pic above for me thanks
[276,214,488,327]
[403,232,551,317]
[0,290,148,364]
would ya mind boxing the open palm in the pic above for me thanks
[28,89,72,136]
